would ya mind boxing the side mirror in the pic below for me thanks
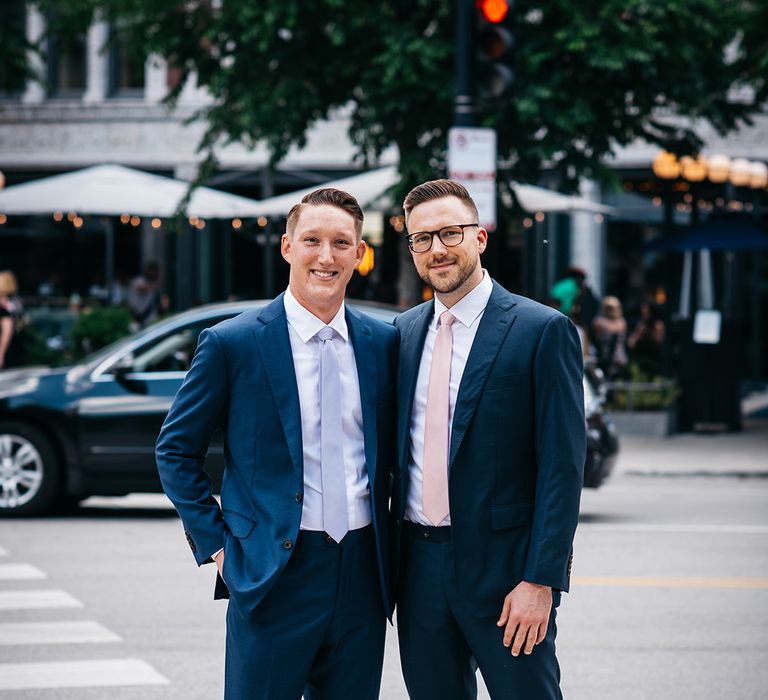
[110,354,147,394]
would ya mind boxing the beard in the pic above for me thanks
[418,254,479,295]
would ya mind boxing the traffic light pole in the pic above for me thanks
[454,0,478,127]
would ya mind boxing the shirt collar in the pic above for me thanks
[433,270,493,329]
[283,287,348,343]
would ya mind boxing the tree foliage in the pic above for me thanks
[5,0,766,194]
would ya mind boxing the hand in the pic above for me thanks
[213,549,225,577]
[496,581,552,657]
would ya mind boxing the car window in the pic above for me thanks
[129,317,233,373]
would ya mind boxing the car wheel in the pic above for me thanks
[0,422,61,516]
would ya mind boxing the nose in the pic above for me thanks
[318,241,334,263]
[430,234,448,255]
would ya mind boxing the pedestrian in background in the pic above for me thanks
[628,300,665,376]
[393,180,585,700]
[592,295,629,379]
[0,270,27,369]
[128,261,161,327]
[156,188,396,700]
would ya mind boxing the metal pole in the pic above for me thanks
[454,0,477,127]
[103,217,115,303]
[261,166,275,298]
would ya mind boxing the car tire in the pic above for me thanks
[0,421,62,517]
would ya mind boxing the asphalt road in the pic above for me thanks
[1,470,767,699]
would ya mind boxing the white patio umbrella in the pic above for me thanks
[0,163,264,218]
[510,182,615,215]
[249,166,615,216]
[248,166,400,216]
[0,164,265,296]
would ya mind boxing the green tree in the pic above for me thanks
[5,0,765,194]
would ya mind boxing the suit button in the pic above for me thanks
[325,534,334,543]
[295,493,303,503]
[282,539,293,550]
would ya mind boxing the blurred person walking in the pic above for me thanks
[592,296,629,379]
[128,261,161,327]
[0,271,27,369]
[628,301,665,376]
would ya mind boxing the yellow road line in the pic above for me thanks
[572,576,768,589]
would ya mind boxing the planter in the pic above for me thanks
[606,409,677,437]
[605,380,679,437]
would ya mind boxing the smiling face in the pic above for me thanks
[406,196,487,307]
[281,204,366,323]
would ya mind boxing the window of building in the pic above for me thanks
[108,26,145,97]
[0,0,30,97]
[46,31,87,97]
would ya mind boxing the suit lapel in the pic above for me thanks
[252,295,304,480]
[449,283,517,467]
[346,307,377,488]
[397,301,434,471]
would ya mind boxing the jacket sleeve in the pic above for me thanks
[523,314,586,591]
[156,328,229,565]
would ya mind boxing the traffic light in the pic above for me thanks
[475,0,515,102]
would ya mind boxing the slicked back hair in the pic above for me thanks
[285,188,364,239]
[402,179,479,224]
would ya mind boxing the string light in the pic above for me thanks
[53,211,64,221]
[151,218,162,229]
[120,214,130,224]
[232,218,242,230]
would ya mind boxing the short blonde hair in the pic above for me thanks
[0,271,18,297]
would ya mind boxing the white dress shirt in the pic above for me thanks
[283,288,372,531]
[405,271,493,526]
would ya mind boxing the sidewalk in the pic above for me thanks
[616,418,768,478]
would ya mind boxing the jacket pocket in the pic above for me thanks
[222,509,258,539]
[490,501,534,530]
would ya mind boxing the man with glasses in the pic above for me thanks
[392,179,585,700]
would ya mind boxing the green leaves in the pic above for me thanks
[8,0,763,195]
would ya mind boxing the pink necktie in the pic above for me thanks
[422,311,456,526]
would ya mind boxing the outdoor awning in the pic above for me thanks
[646,215,768,251]
[0,164,264,218]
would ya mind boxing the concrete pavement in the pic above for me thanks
[615,418,768,478]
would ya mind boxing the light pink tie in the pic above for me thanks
[422,311,456,526]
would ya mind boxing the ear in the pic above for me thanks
[355,239,367,266]
[280,233,292,264]
[476,227,489,254]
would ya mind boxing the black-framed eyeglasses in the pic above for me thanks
[406,223,478,253]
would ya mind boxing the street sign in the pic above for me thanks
[447,127,497,231]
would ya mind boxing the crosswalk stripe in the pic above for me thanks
[0,659,170,690]
[0,563,46,580]
[577,523,768,534]
[0,621,121,646]
[573,575,768,589]
[0,590,83,610]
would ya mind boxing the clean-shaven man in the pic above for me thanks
[156,188,397,699]
[393,179,585,700]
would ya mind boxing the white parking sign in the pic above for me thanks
[447,127,497,231]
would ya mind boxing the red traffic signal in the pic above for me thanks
[476,0,509,24]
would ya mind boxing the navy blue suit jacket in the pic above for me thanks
[392,281,585,616]
[156,295,398,617]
